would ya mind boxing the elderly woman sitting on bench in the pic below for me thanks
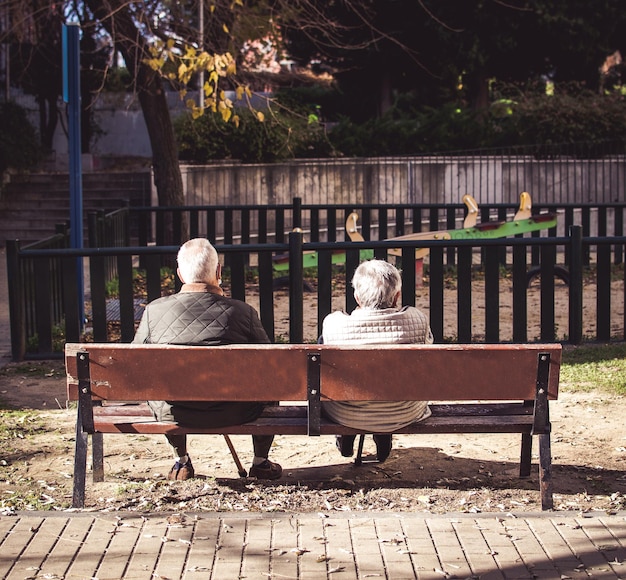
[322,259,433,462]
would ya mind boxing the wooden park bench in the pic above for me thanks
[65,342,561,510]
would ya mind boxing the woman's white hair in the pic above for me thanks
[177,238,219,284]
[351,259,402,309]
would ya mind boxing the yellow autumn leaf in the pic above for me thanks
[145,59,161,71]
[178,63,188,78]
[257,111,265,122]
[245,86,252,98]
[166,38,175,49]
[236,86,244,100]
[233,114,240,128]
[210,4,215,12]
[226,61,237,75]
[221,107,232,123]
[203,82,214,97]
[191,107,203,120]
[186,98,196,109]
[223,24,229,34]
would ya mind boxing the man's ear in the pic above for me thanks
[177,268,185,284]
[393,291,401,307]
[216,262,222,281]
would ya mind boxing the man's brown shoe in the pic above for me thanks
[167,459,195,480]
[248,459,282,480]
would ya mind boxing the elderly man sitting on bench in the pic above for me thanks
[133,238,282,481]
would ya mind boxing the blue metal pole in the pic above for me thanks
[63,23,85,327]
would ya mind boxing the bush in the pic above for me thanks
[174,107,334,163]
[497,86,626,154]
[0,102,41,175]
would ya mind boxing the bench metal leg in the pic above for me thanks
[538,433,554,510]
[520,433,532,477]
[72,415,88,509]
[92,433,104,483]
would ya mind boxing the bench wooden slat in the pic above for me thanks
[66,343,560,402]
[91,414,535,436]
[93,402,534,418]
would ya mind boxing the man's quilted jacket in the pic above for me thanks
[133,282,270,346]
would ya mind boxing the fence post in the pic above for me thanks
[288,231,304,343]
[6,240,26,361]
[568,225,583,345]
[292,197,302,230]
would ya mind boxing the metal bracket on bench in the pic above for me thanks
[77,351,95,434]
[307,352,322,436]
[532,352,551,435]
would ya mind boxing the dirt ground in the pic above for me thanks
[1,278,625,514]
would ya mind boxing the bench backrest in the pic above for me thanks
[65,343,561,403]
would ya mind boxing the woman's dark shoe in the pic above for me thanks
[336,435,356,457]
[373,434,393,462]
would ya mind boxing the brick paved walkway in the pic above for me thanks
[1,511,625,579]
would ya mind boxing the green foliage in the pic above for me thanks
[561,343,626,395]
[0,102,42,176]
[487,83,626,154]
[174,107,334,163]
[328,104,495,156]
[327,86,626,157]
[25,323,66,354]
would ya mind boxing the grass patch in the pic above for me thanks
[561,343,626,395]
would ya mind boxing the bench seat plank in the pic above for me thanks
[90,404,536,435]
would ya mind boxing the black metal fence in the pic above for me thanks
[6,225,625,360]
[135,199,626,251]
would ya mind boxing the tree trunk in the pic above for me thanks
[86,0,187,246]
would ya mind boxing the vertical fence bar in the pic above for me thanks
[540,244,556,342]
[230,251,246,303]
[457,246,473,343]
[276,208,285,244]
[89,255,107,342]
[596,240,612,341]
[62,255,81,345]
[484,244,500,343]
[288,231,304,343]
[569,225,583,344]
[258,250,275,341]
[446,206,456,266]
[310,208,320,242]
[615,206,623,264]
[317,249,332,338]
[117,254,135,342]
[345,247,359,313]
[429,245,444,342]
[7,240,25,361]
[34,257,53,354]
[512,243,528,342]
[401,247,416,307]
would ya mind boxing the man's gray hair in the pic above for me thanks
[352,259,402,309]
[177,238,219,284]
